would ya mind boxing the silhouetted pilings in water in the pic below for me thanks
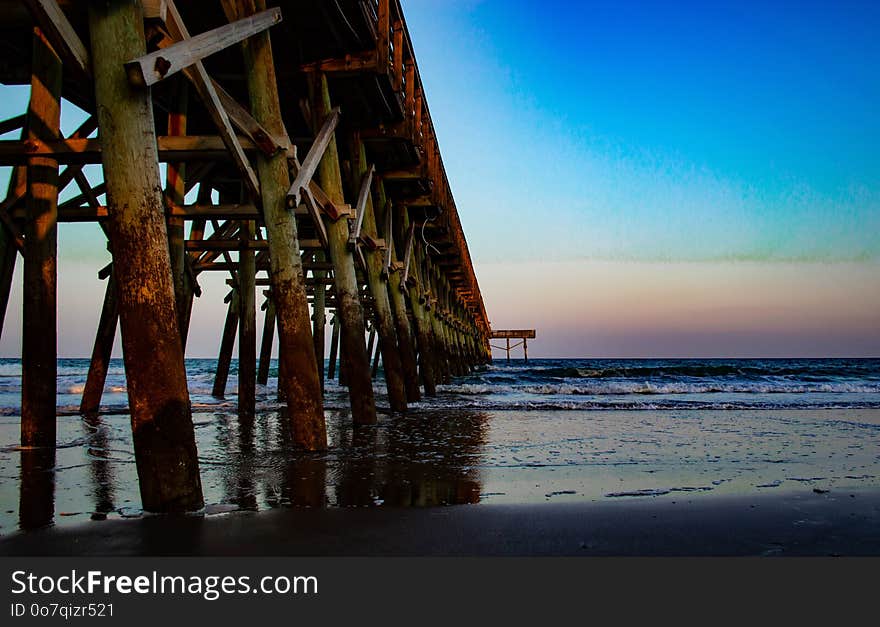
[0,0,493,516]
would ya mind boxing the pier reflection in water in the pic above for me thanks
[18,447,55,530]
[211,409,489,510]
[5,409,489,532]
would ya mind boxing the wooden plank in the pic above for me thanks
[23,0,91,77]
[286,108,340,209]
[299,51,378,74]
[0,135,262,165]
[490,330,537,339]
[124,7,281,87]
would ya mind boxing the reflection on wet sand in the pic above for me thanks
[83,414,115,517]
[206,409,490,511]
[19,447,55,530]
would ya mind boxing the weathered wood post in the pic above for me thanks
[398,205,436,396]
[347,136,407,411]
[328,313,340,380]
[213,291,238,398]
[88,0,203,511]
[257,293,275,385]
[21,27,60,448]
[80,273,118,415]
[0,130,25,343]
[238,219,256,418]
[309,72,376,425]
[376,184,420,402]
[231,0,326,449]
[164,78,189,338]
[506,338,511,362]
[311,252,327,392]
[523,338,528,363]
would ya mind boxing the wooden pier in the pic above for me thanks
[490,329,536,362]
[0,0,491,512]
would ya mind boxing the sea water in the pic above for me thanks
[1,358,879,532]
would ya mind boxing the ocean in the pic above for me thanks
[1,357,879,533]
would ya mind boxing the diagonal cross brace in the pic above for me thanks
[348,164,374,248]
[285,108,340,209]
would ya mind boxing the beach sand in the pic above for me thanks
[2,488,879,556]
[2,405,879,555]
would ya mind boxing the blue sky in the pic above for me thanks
[0,1,878,357]
[404,0,880,263]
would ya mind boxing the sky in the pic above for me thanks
[1,0,879,358]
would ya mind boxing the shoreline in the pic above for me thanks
[3,487,879,556]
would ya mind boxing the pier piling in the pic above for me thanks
[21,27,60,448]
[88,0,203,512]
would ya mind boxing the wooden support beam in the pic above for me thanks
[164,78,189,341]
[213,291,239,398]
[23,0,91,77]
[184,238,322,251]
[21,27,61,448]
[299,51,377,74]
[378,185,420,402]
[311,251,327,392]
[392,20,404,92]
[257,294,275,386]
[88,0,202,512]
[0,127,26,342]
[347,137,406,411]
[309,73,376,425]
[238,219,256,419]
[158,0,261,198]
[299,183,330,248]
[398,203,436,396]
[143,0,168,21]
[125,7,281,87]
[80,273,118,415]
[348,163,374,248]
[212,78,284,156]
[286,107,340,209]
[233,0,326,450]
[0,114,27,136]
[401,222,414,290]
[327,314,339,380]
[377,0,390,70]
[0,135,262,165]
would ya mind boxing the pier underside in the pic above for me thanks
[0,0,491,512]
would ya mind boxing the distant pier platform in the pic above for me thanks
[490,330,536,362]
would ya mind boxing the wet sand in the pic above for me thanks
[3,487,879,556]
[2,406,879,554]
